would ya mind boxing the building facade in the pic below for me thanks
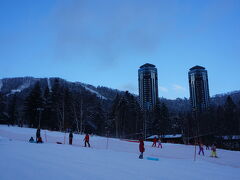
[138,63,158,111]
[188,65,210,113]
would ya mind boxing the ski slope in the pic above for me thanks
[0,125,239,180]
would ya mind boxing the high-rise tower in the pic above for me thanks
[188,65,210,113]
[138,63,158,111]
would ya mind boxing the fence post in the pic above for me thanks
[45,131,47,143]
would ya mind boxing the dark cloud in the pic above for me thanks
[49,0,176,66]
[48,0,239,67]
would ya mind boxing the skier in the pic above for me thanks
[210,144,217,158]
[36,128,41,142]
[206,144,209,150]
[69,131,73,145]
[198,143,204,156]
[152,136,157,147]
[84,133,90,147]
[29,137,35,143]
[139,138,145,159]
[157,138,162,148]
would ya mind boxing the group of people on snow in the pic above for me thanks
[30,128,218,159]
[198,142,218,158]
[152,136,162,148]
[36,128,43,143]
[138,136,218,159]
[29,127,43,143]
[29,128,91,147]
[68,131,91,147]
[138,136,163,159]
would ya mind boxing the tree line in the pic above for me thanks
[0,80,240,144]
[0,80,171,138]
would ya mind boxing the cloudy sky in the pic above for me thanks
[0,0,239,99]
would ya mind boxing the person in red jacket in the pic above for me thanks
[37,137,43,143]
[84,133,90,147]
[152,136,157,147]
[139,138,145,159]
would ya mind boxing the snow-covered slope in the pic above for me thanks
[80,83,108,100]
[6,81,31,96]
[0,77,115,101]
[0,79,2,91]
[0,125,239,180]
[47,78,52,92]
[0,77,36,95]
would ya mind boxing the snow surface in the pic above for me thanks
[81,84,108,100]
[0,125,240,180]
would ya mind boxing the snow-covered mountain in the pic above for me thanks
[0,77,38,95]
[0,77,123,101]
[0,77,239,113]
[211,90,240,106]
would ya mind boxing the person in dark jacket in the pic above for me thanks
[36,128,41,141]
[84,134,90,147]
[29,137,35,143]
[69,131,73,145]
[198,143,204,156]
[139,138,145,159]
[205,144,209,150]
[157,138,162,148]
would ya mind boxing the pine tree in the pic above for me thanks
[153,100,161,135]
[159,103,170,136]
[42,86,54,129]
[107,94,121,136]
[109,91,143,139]
[63,87,74,130]
[224,96,237,135]
[238,101,240,134]
[0,93,8,124]
[214,106,224,135]
[89,100,105,135]
[71,92,83,133]
[115,94,128,138]
[8,94,18,125]
[51,79,65,131]
[24,81,43,128]
[183,112,194,144]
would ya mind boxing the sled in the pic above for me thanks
[56,142,63,144]
[146,157,159,161]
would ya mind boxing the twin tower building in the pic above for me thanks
[138,63,210,113]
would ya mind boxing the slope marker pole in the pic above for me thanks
[45,131,48,142]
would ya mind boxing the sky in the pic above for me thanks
[0,0,239,99]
